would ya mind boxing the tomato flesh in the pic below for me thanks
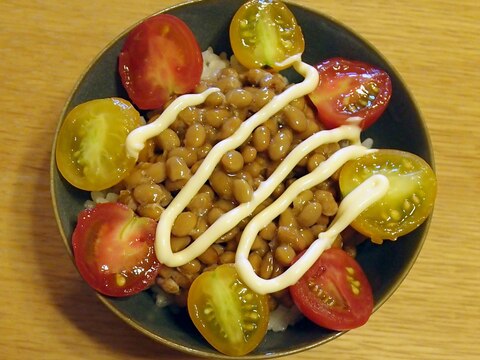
[339,149,437,243]
[308,58,392,129]
[72,203,160,297]
[119,14,203,110]
[290,248,373,331]
[230,0,305,70]
[187,264,269,356]
[56,98,141,191]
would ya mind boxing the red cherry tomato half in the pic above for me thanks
[119,14,203,110]
[308,58,392,129]
[290,248,374,331]
[72,202,160,297]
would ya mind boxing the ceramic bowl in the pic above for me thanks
[51,0,434,358]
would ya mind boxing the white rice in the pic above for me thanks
[267,304,303,332]
[201,47,230,81]
[151,285,173,308]
[84,190,118,209]
[362,137,374,149]
[201,47,248,81]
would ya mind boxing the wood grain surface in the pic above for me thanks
[1,0,479,359]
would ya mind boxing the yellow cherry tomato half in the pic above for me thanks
[55,98,141,191]
[229,0,305,71]
[339,150,437,243]
[187,264,269,356]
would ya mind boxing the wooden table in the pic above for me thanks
[1,0,478,359]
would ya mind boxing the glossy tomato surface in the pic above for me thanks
[339,149,437,243]
[290,248,373,331]
[119,14,203,110]
[55,98,141,191]
[230,0,304,70]
[72,203,159,297]
[308,58,392,129]
[187,264,269,356]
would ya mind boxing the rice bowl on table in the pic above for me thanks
[51,0,437,357]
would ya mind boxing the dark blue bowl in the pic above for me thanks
[51,0,434,358]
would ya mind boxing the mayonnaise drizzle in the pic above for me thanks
[154,60,319,267]
[274,53,302,69]
[124,58,390,295]
[236,173,389,294]
[126,88,220,159]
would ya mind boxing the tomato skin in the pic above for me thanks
[290,248,373,331]
[187,264,269,356]
[72,203,160,297]
[119,14,203,110]
[229,0,305,70]
[55,98,141,191]
[339,149,437,243]
[308,58,392,129]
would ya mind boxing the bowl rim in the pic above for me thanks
[50,0,435,358]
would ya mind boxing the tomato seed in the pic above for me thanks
[243,323,255,332]
[116,273,126,287]
[390,209,402,221]
[412,193,421,204]
[350,283,360,295]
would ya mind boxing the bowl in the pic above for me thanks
[51,0,434,358]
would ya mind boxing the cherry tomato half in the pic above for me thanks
[72,203,160,297]
[55,98,141,191]
[119,14,203,110]
[308,58,392,129]
[339,149,437,243]
[187,264,269,356]
[230,0,305,71]
[290,248,374,331]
